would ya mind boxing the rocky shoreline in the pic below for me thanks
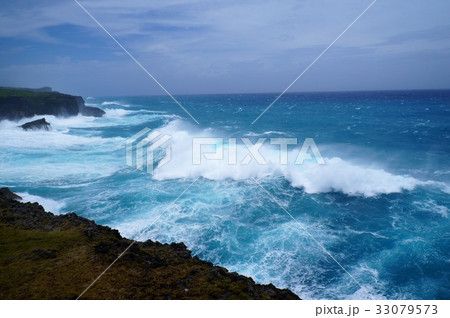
[0,188,300,300]
[0,87,105,121]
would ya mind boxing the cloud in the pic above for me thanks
[1,0,449,94]
[382,24,450,45]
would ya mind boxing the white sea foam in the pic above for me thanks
[413,199,448,218]
[0,114,103,130]
[151,120,425,197]
[101,101,131,107]
[0,115,126,182]
[0,114,91,128]
[244,130,286,137]
[103,108,132,118]
[17,192,65,214]
[0,118,124,149]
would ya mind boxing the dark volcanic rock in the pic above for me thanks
[0,187,300,300]
[0,87,104,120]
[74,96,105,117]
[0,188,22,201]
[80,106,105,117]
[20,118,51,131]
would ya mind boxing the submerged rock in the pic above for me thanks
[20,118,51,131]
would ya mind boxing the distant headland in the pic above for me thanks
[0,87,105,121]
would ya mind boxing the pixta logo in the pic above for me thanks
[125,127,172,174]
[192,137,325,165]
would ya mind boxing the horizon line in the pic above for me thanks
[2,85,450,98]
[85,87,450,99]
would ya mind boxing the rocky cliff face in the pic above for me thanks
[0,188,300,300]
[0,88,105,120]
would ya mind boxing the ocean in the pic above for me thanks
[1,90,449,299]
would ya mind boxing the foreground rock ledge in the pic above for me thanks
[0,188,299,300]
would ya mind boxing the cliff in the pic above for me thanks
[0,188,299,300]
[0,87,104,120]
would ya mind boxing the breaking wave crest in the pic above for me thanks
[151,120,429,197]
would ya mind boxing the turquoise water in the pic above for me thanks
[1,90,449,299]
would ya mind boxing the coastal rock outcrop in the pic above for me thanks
[0,188,300,300]
[0,188,22,201]
[0,87,105,120]
[20,118,51,131]
[74,96,105,117]
[80,106,106,117]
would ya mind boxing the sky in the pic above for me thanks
[0,0,449,96]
